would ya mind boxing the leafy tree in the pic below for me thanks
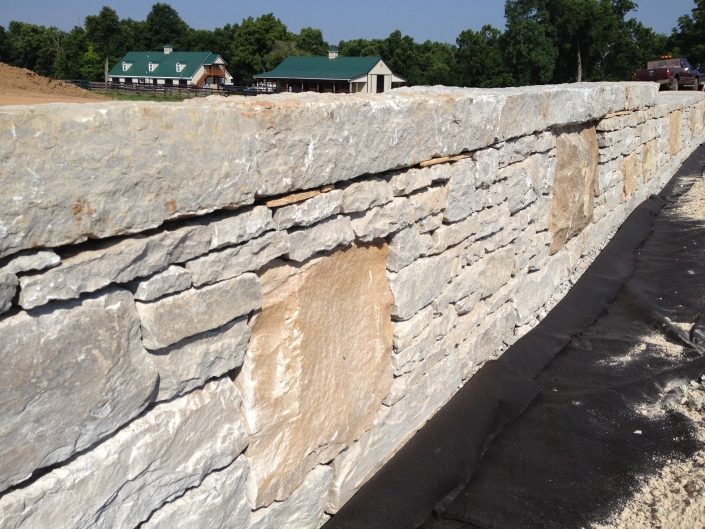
[503,0,558,84]
[85,6,121,82]
[120,18,149,53]
[230,13,291,84]
[5,21,57,75]
[53,26,87,79]
[145,3,189,49]
[670,0,705,67]
[338,38,384,57]
[297,27,327,55]
[80,45,104,80]
[457,25,513,87]
[0,26,9,62]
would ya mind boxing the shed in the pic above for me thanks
[254,55,406,94]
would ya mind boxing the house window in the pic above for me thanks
[122,62,131,72]
[175,62,185,73]
[148,62,158,72]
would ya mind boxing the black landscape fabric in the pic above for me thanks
[324,144,705,529]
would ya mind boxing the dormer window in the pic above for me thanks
[122,61,131,72]
[175,62,185,73]
[148,62,158,72]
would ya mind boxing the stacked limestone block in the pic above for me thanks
[0,85,703,529]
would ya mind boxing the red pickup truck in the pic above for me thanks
[633,57,700,91]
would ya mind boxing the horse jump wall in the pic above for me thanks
[0,85,703,529]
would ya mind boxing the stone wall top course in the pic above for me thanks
[0,83,657,260]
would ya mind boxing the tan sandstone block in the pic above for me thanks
[619,152,640,202]
[548,125,599,254]
[238,243,393,508]
[669,110,682,156]
[642,139,658,182]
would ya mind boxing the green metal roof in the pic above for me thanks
[254,56,382,81]
[109,51,223,79]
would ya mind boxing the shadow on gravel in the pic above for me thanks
[325,146,705,529]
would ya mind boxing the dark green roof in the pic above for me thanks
[254,56,382,81]
[109,51,223,79]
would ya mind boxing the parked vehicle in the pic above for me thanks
[633,57,701,91]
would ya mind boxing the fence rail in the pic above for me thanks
[67,80,275,98]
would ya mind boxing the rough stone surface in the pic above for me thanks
[209,206,273,251]
[2,250,60,275]
[389,254,453,320]
[143,457,250,529]
[136,273,261,350]
[387,226,431,272]
[287,216,355,262]
[0,84,657,259]
[134,265,192,301]
[151,316,251,401]
[19,224,212,309]
[0,289,157,493]
[341,178,393,213]
[0,378,247,529]
[249,466,332,529]
[548,125,599,253]
[273,190,342,229]
[0,272,18,314]
[620,152,640,201]
[350,197,417,241]
[187,231,290,287]
[237,244,392,508]
[444,159,484,222]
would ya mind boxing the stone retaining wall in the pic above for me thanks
[0,85,703,529]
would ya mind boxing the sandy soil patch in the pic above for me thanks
[0,62,108,106]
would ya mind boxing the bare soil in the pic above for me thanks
[0,62,108,106]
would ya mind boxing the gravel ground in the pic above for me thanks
[592,174,705,529]
[592,376,705,529]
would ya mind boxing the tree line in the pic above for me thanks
[0,1,704,87]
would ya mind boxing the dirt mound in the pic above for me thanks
[0,62,108,106]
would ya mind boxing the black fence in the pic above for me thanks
[67,80,275,98]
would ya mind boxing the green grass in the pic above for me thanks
[93,91,192,102]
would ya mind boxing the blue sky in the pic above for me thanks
[0,0,696,44]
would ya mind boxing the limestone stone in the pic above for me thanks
[249,466,332,529]
[444,158,485,222]
[498,132,555,169]
[136,273,261,350]
[0,378,247,529]
[0,289,157,493]
[187,231,290,286]
[389,254,452,320]
[287,216,355,262]
[151,316,251,401]
[389,164,449,196]
[428,215,481,255]
[237,244,392,508]
[387,226,432,272]
[0,84,659,259]
[418,212,444,233]
[273,189,342,229]
[341,178,393,213]
[328,351,462,513]
[2,250,60,275]
[134,265,192,301]
[143,458,250,529]
[19,224,212,310]
[408,185,449,219]
[392,304,435,352]
[548,125,599,254]
[209,206,273,251]
[350,197,417,241]
[0,272,17,314]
